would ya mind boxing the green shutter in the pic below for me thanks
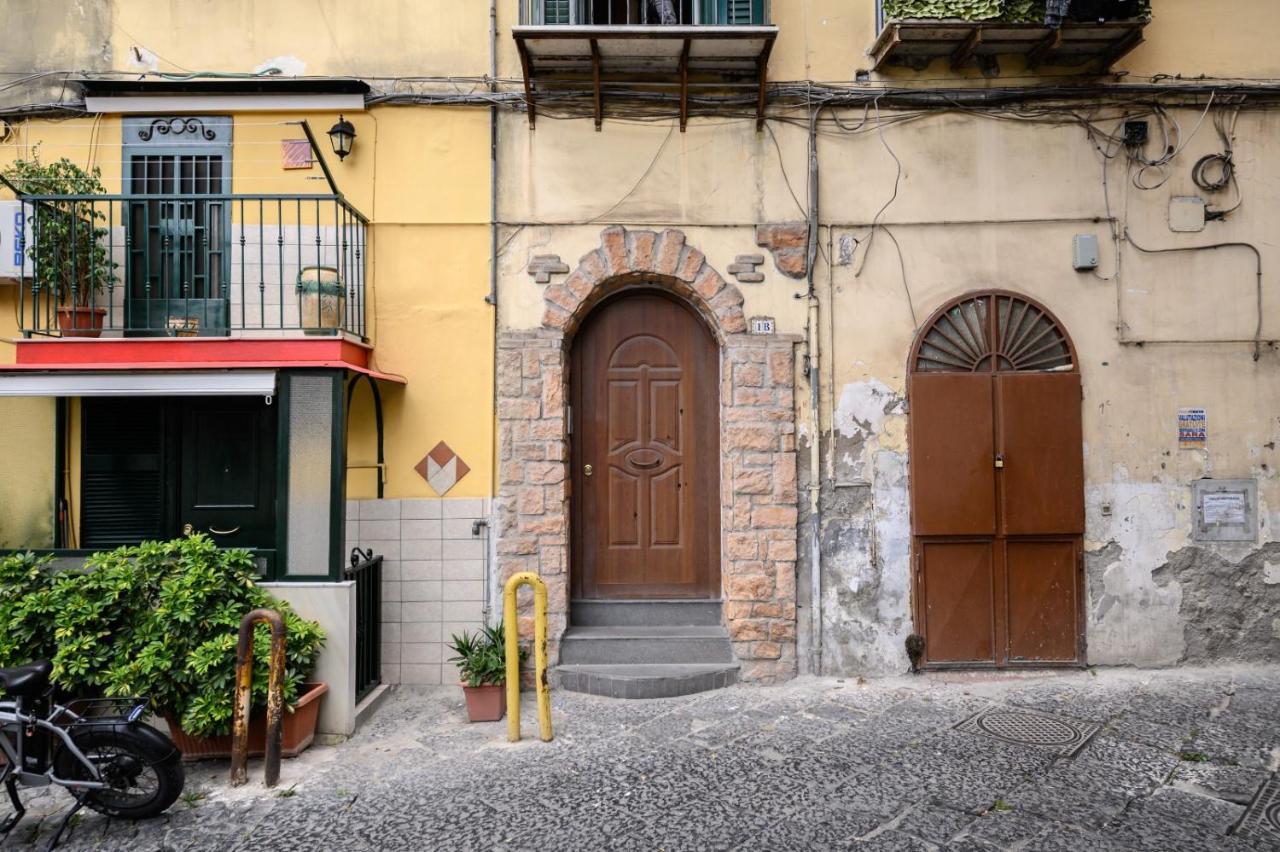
[700,0,762,24]
[542,0,571,23]
[81,398,169,547]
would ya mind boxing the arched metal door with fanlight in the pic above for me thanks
[908,291,1085,668]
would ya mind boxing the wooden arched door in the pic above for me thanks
[571,291,721,599]
[908,292,1085,667]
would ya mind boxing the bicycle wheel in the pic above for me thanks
[54,726,185,819]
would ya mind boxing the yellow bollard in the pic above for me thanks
[503,572,553,743]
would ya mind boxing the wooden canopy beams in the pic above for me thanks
[512,25,778,132]
[870,19,1148,74]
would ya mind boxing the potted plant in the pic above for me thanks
[1,156,116,337]
[447,622,525,723]
[0,536,327,759]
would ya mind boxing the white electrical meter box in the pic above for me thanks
[1169,196,1207,233]
[0,201,32,280]
[1072,234,1099,271]
[1192,478,1257,543]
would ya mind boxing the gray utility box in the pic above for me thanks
[1073,234,1100,271]
[1191,478,1257,543]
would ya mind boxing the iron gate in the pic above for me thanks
[346,548,383,702]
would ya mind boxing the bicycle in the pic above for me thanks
[0,660,185,850]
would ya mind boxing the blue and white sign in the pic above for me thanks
[0,201,32,279]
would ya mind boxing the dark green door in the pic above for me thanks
[179,397,276,550]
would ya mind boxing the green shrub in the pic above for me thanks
[0,536,324,737]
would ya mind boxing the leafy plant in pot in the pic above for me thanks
[447,622,526,723]
[1,156,117,337]
[0,536,327,758]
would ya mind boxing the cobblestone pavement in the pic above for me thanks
[3,666,1278,851]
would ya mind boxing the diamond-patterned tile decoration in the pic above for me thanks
[1235,773,1280,843]
[415,442,470,497]
[955,707,1101,758]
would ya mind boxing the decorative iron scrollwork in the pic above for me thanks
[349,546,374,568]
[137,117,218,142]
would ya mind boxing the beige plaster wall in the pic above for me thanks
[496,98,1280,674]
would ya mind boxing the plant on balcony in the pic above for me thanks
[0,155,117,336]
[883,0,1149,23]
[0,536,325,740]
[447,622,526,722]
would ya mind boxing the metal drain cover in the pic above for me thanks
[1235,774,1280,843]
[955,707,1100,757]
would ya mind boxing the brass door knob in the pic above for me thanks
[182,523,194,536]
[584,464,593,477]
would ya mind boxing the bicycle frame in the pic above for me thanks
[0,697,110,792]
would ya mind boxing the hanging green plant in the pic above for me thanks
[883,0,1150,23]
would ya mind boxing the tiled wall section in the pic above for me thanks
[345,498,492,687]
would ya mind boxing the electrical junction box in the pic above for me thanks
[1169,196,1207,233]
[1072,234,1100,271]
[0,201,31,281]
[1192,478,1257,543]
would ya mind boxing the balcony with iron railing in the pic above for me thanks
[522,0,767,26]
[12,193,368,341]
[514,0,776,130]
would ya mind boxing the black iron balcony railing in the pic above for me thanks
[14,193,368,339]
[523,0,767,25]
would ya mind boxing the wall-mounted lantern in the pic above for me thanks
[327,115,356,161]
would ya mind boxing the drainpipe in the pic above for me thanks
[805,104,824,675]
[486,0,500,622]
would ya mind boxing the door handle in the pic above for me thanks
[208,526,241,536]
[182,523,194,537]
[583,464,593,477]
[994,454,1005,469]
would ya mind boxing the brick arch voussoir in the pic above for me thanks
[541,226,747,339]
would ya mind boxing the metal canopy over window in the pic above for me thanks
[0,370,277,397]
[512,24,777,131]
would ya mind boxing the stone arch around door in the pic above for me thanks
[907,290,1086,669]
[496,226,799,682]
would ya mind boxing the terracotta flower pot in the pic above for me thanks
[163,682,329,761]
[56,306,106,338]
[461,683,506,723]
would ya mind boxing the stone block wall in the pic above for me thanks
[495,226,800,682]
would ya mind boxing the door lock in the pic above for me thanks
[994,454,1005,469]
[182,523,194,536]
[583,464,593,477]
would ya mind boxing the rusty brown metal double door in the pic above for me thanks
[910,371,1085,667]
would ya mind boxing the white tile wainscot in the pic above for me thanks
[345,498,492,687]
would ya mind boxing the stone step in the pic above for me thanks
[556,663,739,699]
[570,599,723,627]
[558,625,734,665]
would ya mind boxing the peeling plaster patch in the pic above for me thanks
[1084,481,1188,666]
[1264,560,1280,585]
[1152,542,1280,663]
[833,380,905,483]
[817,449,911,676]
[255,55,307,76]
[835,379,903,438]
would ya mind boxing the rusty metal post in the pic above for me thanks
[504,572,552,743]
[230,608,287,788]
